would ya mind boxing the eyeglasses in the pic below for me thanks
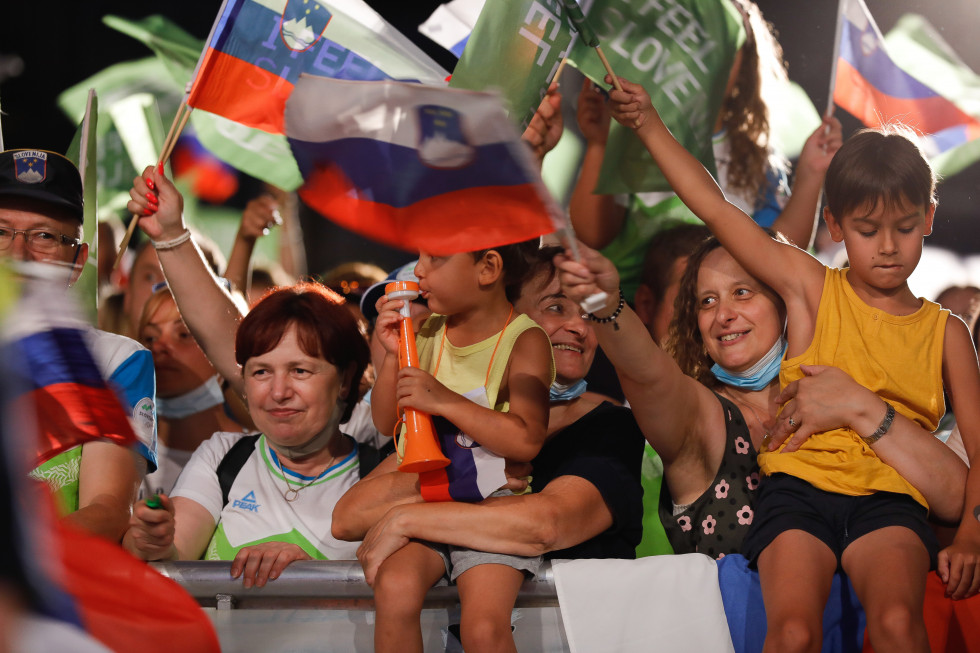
[0,228,81,254]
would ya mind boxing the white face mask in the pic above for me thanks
[266,398,348,461]
[156,375,225,419]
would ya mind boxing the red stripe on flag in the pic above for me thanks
[834,58,980,134]
[419,469,453,502]
[33,383,135,466]
[299,165,556,255]
[187,49,294,134]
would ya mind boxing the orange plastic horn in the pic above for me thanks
[386,281,449,473]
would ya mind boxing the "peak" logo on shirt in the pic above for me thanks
[233,490,260,512]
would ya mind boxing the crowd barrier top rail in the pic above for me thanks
[150,560,560,610]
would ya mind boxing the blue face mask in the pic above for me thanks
[710,338,787,391]
[550,379,588,403]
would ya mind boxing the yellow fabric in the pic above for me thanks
[759,267,948,509]
[396,312,555,459]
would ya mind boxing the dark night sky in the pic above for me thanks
[2,1,977,253]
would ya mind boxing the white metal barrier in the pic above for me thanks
[152,560,570,653]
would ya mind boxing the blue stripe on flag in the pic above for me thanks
[450,35,469,58]
[289,137,532,207]
[19,328,104,390]
[840,18,940,100]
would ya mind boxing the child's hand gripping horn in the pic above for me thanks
[386,281,450,473]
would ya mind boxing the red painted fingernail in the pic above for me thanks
[146,192,158,203]
[146,178,155,190]
[157,162,165,175]
[142,208,154,216]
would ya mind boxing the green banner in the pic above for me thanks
[450,0,574,131]
[568,0,744,194]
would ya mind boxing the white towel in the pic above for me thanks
[552,554,735,653]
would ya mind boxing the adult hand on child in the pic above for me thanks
[769,365,877,452]
[357,506,413,586]
[231,541,311,589]
[127,166,186,243]
[396,367,456,416]
[126,493,177,561]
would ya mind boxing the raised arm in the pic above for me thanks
[772,116,843,248]
[605,75,824,308]
[127,167,249,396]
[224,195,280,297]
[568,79,626,249]
[553,242,716,470]
[521,81,564,167]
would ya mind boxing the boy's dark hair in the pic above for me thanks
[639,224,711,306]
[824,127,936,220]
[472,238,541,303]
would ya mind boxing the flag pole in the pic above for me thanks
[113,98,192,270]
[561,0,623,92]
[825,0,845,122]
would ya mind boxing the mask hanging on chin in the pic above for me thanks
[549,379,588,403]
[157,375,226,419]
[267,397,348,461]
[710,337,787,391]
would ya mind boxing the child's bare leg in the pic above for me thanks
[758,530,837,653]
[455,564,524,653]
[372,541,446,653]
[841,527,930,653]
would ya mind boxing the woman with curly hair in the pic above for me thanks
[569,0,841,300]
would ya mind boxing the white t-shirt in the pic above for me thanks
[171,431,361,560]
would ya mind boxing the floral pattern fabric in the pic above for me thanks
[659,393,759,559]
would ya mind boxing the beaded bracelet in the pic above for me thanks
[586,288,625,331]
[152,230,192,250]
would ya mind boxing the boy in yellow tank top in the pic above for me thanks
[368,240,554,653]
[604,75,980,653]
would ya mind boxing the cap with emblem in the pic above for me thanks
[0,149,84,222]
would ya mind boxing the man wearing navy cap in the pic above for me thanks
[0,149,158,542]
[0,149,88,282]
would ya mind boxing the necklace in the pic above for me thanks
[273,450,336,502]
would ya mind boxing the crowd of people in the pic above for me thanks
[3,1,980,652]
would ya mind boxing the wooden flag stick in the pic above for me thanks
[113,99,193,271]
[552,57,569,86]
[594,46,623,92]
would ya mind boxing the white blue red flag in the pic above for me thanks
[285,75,566,255]
[419,0,485,58]
[832,0,980,162]
[187,0,449,134]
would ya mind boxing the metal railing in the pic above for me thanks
[151,559,559,610]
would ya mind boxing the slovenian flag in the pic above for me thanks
[419,0,485,58]
[0,267,136,465]
[832,0,980,163]
[285,75,566,255]
[186,0,449,134]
